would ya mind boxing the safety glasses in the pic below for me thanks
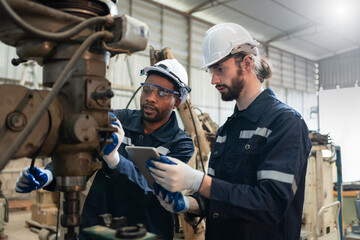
[206,54,234,76]
[141,83,179,100]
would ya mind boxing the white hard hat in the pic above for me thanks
[201,23,259,69]
[141,59,191,105]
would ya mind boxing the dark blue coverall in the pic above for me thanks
[192,88,312,240]
[46,109,194,240]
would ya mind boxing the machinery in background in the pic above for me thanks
[353,193,360,234]
[301,132,342,240]
[82,214,155,240]
[0,0,148,239]
[0,181,8,240]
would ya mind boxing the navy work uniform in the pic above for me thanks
[79,109,194,240]
[192,88,312,240]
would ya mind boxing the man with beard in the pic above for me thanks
[15,59,194,240]
[147,23,312,240]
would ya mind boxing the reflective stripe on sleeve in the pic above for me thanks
[257,170,297,194]
[216,135,227,143]
[157,146,170,155]
[239,127,272,139]
[208,167,215,176]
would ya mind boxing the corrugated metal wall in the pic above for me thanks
[319,49,360,90]
[0,0,318,129]
[0,43,43,88]
[267,47,318,130]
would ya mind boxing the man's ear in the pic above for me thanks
[243,55,253,71]
[174,97,181,109]
[244,55,254,67]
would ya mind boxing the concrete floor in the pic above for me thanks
[3,210,186,240]
[4,210,38,240]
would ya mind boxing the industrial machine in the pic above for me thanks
[353,193,360,234]
[0,181,8,240]
[301,132,342,240]
[0,0,148,239]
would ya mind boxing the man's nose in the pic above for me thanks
[146,91,157,102]
[211,74,220,85]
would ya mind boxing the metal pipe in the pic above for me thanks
[336,146,344,240]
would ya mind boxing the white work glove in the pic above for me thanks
[15,166,53,193]
[147,156,205,192]
[103,112,124,169]
[153,182,189,213]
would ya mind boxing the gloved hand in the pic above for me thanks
[15,166,53,193]
[103,112,124,169]
[153,182,189,213]
[146,156,205,192]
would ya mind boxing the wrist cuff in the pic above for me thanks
[104,152,120,169]
[191,171,205,192]
[182,196,190,213]
[43,169,53,188]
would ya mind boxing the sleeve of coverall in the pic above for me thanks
[114,137,194,194]
[209,113,311,224]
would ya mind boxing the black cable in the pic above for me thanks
[0,31,113,170]
[56,192,61,240]
[125,85,142,109]
[185,100,206,173]
[0,0,113,41]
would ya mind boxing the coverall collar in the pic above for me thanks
[230,88,276,123]
[122,110,180,142]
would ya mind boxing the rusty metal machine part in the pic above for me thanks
[38,0,119,17]
[0,0,148,239]
[0,84,62,158]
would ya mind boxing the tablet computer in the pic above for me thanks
[125,146,161,187]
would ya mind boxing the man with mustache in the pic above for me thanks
[15,59,194,240]
[148,23,312,240]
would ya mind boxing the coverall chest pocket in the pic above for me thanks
[232,138,265,185]
[208,141,226,178]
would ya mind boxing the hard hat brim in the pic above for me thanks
[142,65,182,88]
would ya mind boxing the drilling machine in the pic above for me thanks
[0,0,148,239]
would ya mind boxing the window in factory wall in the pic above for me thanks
[319,87,360,182]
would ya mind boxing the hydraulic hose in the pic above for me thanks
[0,0,114,41]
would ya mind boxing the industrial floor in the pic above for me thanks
[5,210,185,240]
[6,210,360,240]
[5,210,38,240]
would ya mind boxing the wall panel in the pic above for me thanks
[319,49,360,90]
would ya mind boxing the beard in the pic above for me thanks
[141,104,172,123]
[218,70,245,101]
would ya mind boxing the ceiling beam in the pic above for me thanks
[186,0,213,14]
[266,22,316,43]
[221,2,287,34]
[187,0,237,14]
[145,0,213,26]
